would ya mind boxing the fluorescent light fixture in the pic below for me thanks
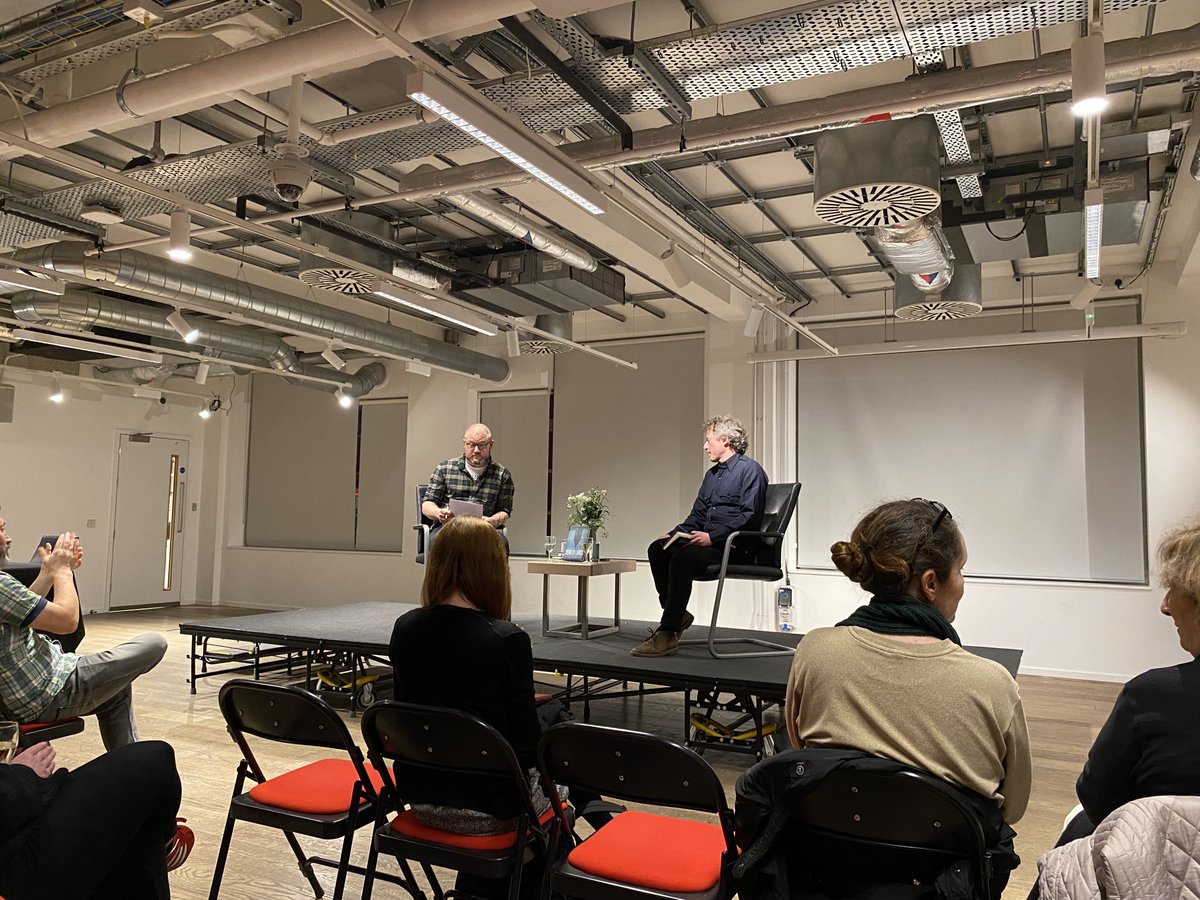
[321,346,346,370]
[1069,278,1103,310]
[168,210,193,262]
[335,388,354,408]
[48,377,66,404]
[194,361,210,385]
[373,288,496,336]
[659,242,692,288]
[1071,32,1109,118]
[406,69,607,216]
[506,330,521,358]
[166,309,200,343]
[743,306,765,338]
[1084,186,1104,279]
[12,328,165,364]
[0,268,66,296]
[405,361,432,378]
[132,386,163,400]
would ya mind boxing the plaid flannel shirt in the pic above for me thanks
[425,456,515,518]
[0,572,76,722]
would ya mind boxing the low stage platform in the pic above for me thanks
[181,602,1022,757]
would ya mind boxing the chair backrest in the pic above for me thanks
[786,765,991,895]
[361,701,534,816]
[539,722,730,815]
[218,679,361,754]
[3,563,86,653]
[415,484,433,527]
[751,482,802,566]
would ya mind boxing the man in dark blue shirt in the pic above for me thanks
[632,416,768,657]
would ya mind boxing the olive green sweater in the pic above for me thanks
[784,625,1031,824]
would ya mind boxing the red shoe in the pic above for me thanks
[166,818,194,872]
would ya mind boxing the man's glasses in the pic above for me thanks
[909,498,953,576]
[464,440,492,451]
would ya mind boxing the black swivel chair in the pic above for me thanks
[764,764,996,900]
[679,481,802,658]
[412,484,434,565]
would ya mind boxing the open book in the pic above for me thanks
[448,498,485,518]
[663,530,691,550]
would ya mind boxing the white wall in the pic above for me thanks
[0,368,210,611]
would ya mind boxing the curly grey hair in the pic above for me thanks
[703,415,749,455]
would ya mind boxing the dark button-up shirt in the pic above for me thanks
[678,452,768,544]
[425,456,515,517]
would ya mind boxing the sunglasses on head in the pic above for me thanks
[909,498,953,576]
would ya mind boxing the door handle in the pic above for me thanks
[177,480,186,534]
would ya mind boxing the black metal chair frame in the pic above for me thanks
[209,679,417,900]
[538,721,739,900]
[360,701,551,900]
[17,716,84,748]
[413,483,434,565]
[679,481,803,658]
[785,765,995,900]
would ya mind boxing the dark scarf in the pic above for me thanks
[836,590,962,646]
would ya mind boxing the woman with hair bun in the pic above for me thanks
[784,499,1032,892]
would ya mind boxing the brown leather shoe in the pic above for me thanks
[631,630,680,657]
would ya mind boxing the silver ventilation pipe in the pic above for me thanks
[444,192,598,272]
[10,243,508,382]
[93,366,160,385]
[873,215,956,294]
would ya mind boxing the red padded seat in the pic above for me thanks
[566,810,728,893]
[248,758,384,814]
[388,806,556,852]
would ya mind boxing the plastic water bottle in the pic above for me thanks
[776,587,794,632]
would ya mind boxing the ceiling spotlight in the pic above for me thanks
[1071,32,1109,118]
[168,209,193,262]
[48,377,66,404]
[405,361,432,377]
[194,361,210,385]
[335,388,354,408]
[321,346,346,370]
[659,242,692,289]
[198,404,212,420]
[167,309,200,343]
[506,330,521,358]
[743,306,765,339]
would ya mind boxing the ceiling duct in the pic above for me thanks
[813,117,943,228]
[518,313,573,355]
[299,211,450,295]
[894,263,982,321]
[465,250,624,318]
[11,242,508,382]
[875,213,955,293]
[441,190,599,273]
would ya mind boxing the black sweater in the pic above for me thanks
[388,605,541,816]
[1076,656,1200,824]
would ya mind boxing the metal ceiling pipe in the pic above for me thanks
[229,90,431,147]
[92,365,160,385]
[0,0,541,154]
[11,243,509,382]
[91,359,388,396]
[441,191,598,272]
[10,290,299,371]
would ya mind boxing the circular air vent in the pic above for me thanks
[518,339,571,355]
[298,268,379,294]
[894,299,983,321]
[813,182,942,228]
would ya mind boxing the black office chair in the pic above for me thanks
[209,680,414,900]
[359,701,552,900]
[770,764,995,900]
[3,562,86,653]
[679,481,802,658]
[538,721,739,900]
[412,484,434,565]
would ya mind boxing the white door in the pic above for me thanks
[109,434,189,609]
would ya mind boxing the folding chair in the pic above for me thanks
[360,701,553,900]
[679,481,802,658]
[18,716,84,748]
[209,679,415,900]
[781,763,995,899]
[413,484,434,565]
[538,721,739,900]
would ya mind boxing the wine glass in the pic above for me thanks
[544,535,557,558]
[0,721,18,764]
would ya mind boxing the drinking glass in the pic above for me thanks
[0,721,18,764]
[544,535,557,558]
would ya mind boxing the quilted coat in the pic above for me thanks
[1036,795,1200,900]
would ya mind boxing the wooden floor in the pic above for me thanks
[50,606,1121,900]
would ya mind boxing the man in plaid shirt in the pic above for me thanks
[422,423,514,551]
[0,509,166,749]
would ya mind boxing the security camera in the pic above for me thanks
[158,396,167,405]
[268,143,312,204]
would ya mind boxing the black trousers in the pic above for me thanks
[647,538,723,632]
[0,740,181,900]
